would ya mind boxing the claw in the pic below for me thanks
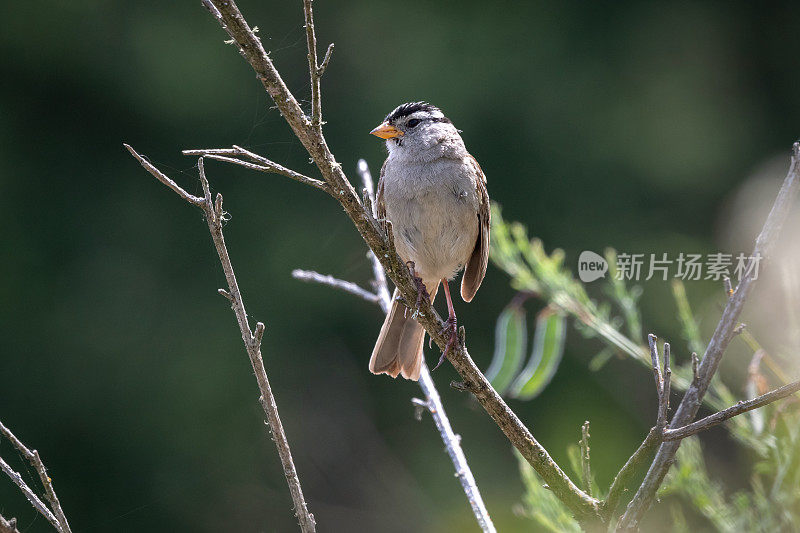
[406,261,430,310]
[432,316,458,371]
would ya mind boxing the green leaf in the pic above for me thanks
[485,303,527,395]
[510,308,566,400]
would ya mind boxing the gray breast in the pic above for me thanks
[382,157,480,284]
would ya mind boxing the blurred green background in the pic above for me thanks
[1,1,798,531]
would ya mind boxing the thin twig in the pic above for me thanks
[0,456,60,532]
[647,335,670,428]
[415,365,497,533]
[0,421,71,532]
[126,148,316,532]
[357,160,392,308]
[0,514,19,533]
[302,0,322,130]
[580,421,592,497]
[664,379,800,441]
[292,269,380,305]
[662,342,671,427]
[182,147,327,190]
[647,334,663,419]
[318,43,334,77]
[618,143,800,530]
[125,144,203,205]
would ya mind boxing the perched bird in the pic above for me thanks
[368,102,490,380]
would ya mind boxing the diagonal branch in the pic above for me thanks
[664,379,800,441]
[125,145,316,532]
[200,0,599,518]
[617,143,800,530]
[0,456,60,532]
[0,421,71,533]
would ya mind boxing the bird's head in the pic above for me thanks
[370,102,462,158]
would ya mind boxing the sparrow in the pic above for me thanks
[368,102,490,381]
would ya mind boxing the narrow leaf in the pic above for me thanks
[485,303,527,395]
[511,308,567,400]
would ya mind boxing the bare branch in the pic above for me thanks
[0,514,19,533]
[0,456,60,532]
[253,321,266,347]
[125,144,203,206]
[203,0,599,518]
[0,420,71,533]
[302,0,323,130]
[415,364,497,532]
[126,151,316,532]
[291,269,380,305]
[618,142,800,529]
[647,335,671,428]
[580,421,592,497]
[318,43,334,77]
[357,160,392,309]
[182,147,328,191]
[664,379,800,441]
[218,288,233,302]
[661,343,671,427]
[647,334,663,418]
[357,159,376,208]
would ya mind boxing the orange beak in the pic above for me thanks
[370,121,403,139]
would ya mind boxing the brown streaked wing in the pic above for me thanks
[461,153,490,302]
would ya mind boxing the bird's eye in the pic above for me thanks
[407,118,421,128]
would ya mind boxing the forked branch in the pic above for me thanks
[0,420,71,533]
[617,143,800,530]
[124,145,316,532]
[664,379,800,441]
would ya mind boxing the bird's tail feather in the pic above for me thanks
[369,286,438,381]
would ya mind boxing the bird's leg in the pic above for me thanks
[433,278,458,371]
[406,261,430,310]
